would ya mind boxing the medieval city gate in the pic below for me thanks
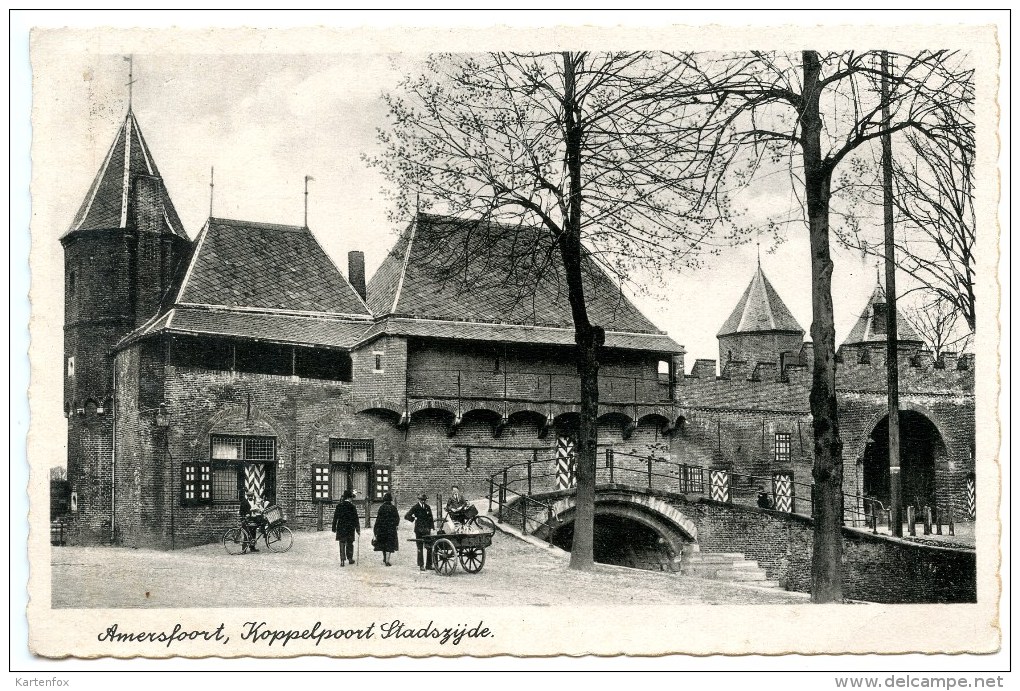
[861,410,947,511]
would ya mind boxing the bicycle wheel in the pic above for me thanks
[265,525,294,553]
[471,515,496,534]
[223,528,245,555]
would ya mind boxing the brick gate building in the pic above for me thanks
[59,108,976,549]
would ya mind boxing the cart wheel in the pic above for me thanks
[459,546,486,573]
[432,538,458,576]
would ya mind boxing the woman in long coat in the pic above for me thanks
[373,492,400,566]
[331,489,360,567]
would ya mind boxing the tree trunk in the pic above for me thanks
[560,52,598,571]
[800,51,844,603]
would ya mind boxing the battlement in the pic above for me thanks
[679,340,973,410]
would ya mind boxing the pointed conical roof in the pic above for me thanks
[717,265,804,337]
[63,109,187,239]
[842,283,924,347]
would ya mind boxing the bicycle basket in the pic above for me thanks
[264,504,285,527]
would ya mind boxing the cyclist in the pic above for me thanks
[240,491,268,553]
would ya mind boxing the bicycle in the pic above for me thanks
[223,506,293,554]
[444,506,496,535]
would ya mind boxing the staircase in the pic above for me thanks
[681,548,780,589]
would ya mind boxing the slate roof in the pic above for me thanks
[117,307,372,351]
[176,217,372,317]
[842,284,924,347]
[359,317,682,353]
[366,213,676,352]
[64,109,187,239]
[717,265,804,337]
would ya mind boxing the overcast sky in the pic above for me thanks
[33,44,883,368]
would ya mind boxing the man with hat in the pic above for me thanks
[404,492,435,571]
[331,488,361,567]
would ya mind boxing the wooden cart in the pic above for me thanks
[412,530,493,576]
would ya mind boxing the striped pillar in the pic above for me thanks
[772,472,794,512]
[966,475,976,520]
[555,436,576,490]
[244,463,266,500]
[709,469,731,503]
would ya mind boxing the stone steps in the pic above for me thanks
[682,551,779,588]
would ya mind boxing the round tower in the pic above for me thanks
[716,265,805,374]
[61,108,191,544]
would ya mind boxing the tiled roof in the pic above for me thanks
[176,218,371,316]
[361,317,682,353]
[117,306,372,351]
[842,284,924,347]
[717,265,804,336]
[367,213,667,335]
[64,110,187,239]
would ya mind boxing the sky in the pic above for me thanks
[32,43,882,366]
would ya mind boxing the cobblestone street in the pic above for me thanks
[52,526,808,608]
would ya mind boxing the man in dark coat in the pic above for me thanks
[404,492,435,571]
[331,489,361,567]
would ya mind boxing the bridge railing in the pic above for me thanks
[486,450,954,536]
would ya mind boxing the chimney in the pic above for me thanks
[348,251,366,302]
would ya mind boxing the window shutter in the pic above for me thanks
[265,463,277,504]
[373,466,392,501]
[313,464,330,502]
[181,463,197,505]
[198,464,212,504]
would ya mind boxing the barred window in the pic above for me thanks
[212,435,276,462]
[202,435,278,504]
[212,465,238,502]
[775,432,792,465]
[314,439,374,502]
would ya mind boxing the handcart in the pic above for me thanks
[411,530,493,576]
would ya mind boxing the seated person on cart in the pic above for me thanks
[445,485,478,531]
[240,491,268,552]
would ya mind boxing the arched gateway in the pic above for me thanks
[861,410,948,510]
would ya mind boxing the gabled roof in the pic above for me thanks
[64,109,187,239]
[176,217,372,317]
[717,265,803,337]
[366,213,670,343]
[842,284,924,347]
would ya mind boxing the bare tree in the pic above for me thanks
[906,295,973,358]
[368,52,727,571]
[837,97,976,333]
[685,50,973,602]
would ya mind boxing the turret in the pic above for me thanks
[716,265,804,371]
[61,107,191,543]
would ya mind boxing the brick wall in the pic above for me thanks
[351,336,407,405]
[688,498,976,603]
[66,413,113,545]
[717,330,804,370]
